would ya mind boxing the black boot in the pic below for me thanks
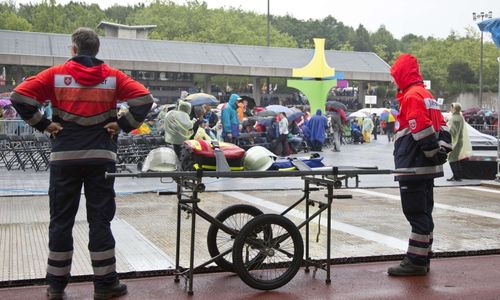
[46,286,65,300]
[387,257,427,276]
[94,281,127,300]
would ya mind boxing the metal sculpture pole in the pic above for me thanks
[287,39,340,114]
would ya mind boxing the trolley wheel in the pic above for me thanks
[232,214,304,290]
[207,204,264,272]
[334,180,342,189]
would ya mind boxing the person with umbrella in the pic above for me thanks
[381,110,397,143]
[371,113,380,141]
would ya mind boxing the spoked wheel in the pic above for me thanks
[206,204,264,272]
[232,214,303,290]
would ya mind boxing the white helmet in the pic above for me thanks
[141,147,178,172]
[243,146,277,171]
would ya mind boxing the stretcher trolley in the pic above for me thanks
[107,166,400,295]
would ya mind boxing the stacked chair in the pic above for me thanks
[0,133,167,171]
[0,133,51,171]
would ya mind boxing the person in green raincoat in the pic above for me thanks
[362,116,374,143]
[162,99,193,157]
[446,103,472,181]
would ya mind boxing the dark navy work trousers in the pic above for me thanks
[47,163,118,289]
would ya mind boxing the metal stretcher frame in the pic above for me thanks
[107,167,398,295]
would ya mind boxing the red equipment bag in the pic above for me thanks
[180,139,245,171]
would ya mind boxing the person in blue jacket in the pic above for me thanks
[221,93,241,143]
[305,108,328,151]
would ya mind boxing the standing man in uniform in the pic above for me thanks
[10,27,153,299]
[388,54,451,276]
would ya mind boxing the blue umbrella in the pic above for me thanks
[249,116,274,126]
[287,111,304,122]
[185,93,219,107]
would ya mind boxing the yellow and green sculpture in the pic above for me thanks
[287,38,339,114]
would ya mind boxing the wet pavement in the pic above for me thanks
[1,139,500,298]
[1,138,495,197]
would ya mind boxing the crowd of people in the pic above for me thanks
[120,92,406,159]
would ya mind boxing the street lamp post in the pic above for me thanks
[472,11,493,108]
[266,0,270,47]
[497,56,500,182]
[266,0,270,96]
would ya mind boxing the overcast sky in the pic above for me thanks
[8,0,498,39]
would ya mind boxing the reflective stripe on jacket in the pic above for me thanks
[11,56,153,165]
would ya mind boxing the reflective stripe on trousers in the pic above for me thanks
[399,179,434,265]
[46,163,118,289]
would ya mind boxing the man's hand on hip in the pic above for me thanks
[104,122,120,136]
[46,122,63,135]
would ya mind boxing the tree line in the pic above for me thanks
[1,0,498,99]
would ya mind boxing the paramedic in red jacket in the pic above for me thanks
[388,54,451,276]
[10,28,153,299]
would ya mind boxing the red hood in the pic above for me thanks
[64,59,110,86]
[390,54,424,94]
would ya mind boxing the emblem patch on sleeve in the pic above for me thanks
[409,119,417,130]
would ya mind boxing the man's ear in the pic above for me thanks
[70,45,78,56]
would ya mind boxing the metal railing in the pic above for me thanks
[0,120,35,135]
[468,123,498,136]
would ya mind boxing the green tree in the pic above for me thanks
[447,61,475,84]
[371,25,398,61]
[339,41,354,51]
[0,11,33,31]
[273,14,354,50]
[350,25,372,52]
[105,4,144,24]
[127,0,296,47]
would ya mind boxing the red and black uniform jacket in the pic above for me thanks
[11,55,153,165]
[391,54,452,181]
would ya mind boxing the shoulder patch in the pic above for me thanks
[409,119,417,130]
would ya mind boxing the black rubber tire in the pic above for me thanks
[206,204,264,272]
[232,214,304,290]
[334,180,342,189]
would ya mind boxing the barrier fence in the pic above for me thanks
[0,133,168,172]
[0,120,35,135]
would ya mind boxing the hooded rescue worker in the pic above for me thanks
[388,54,451,276]
[10,27,153,299]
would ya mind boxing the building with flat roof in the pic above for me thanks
[0,29,391,105]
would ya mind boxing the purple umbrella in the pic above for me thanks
[0,98,11,107]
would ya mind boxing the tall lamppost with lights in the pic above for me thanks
[266,0,270,96]
[472,11,493,108]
